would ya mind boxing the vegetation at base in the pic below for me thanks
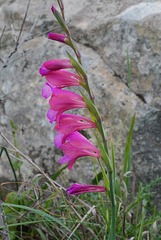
[0,118,161,239]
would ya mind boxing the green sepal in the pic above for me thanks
[80,90,105,137]
[52,7,68,33]
[80,90,100,120]
[79,81,87,90]
[66,51,86,78]
[64,38,73,47]
[95,133,112,172]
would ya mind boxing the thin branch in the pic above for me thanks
[18,0,47,48]
[23,26,61,42]
[0,58,4,64]
[0,49,33,70]
[7,0,31,60]
[0,25,6,43]
[0,25,6,65]
[17,0,31,45]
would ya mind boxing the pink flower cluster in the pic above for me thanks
[40,7,106,195]
[40,57,100,170]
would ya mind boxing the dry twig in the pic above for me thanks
[68,205,96,239]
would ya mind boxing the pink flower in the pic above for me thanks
[59,131,100,170]
[49,89,86,123]
[39,59,73,76]
[66,183,107,195]
[45,69,82,88]
[48,33,68,44]
[54,114,96,148]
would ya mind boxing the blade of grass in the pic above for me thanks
[0,147,18,191]
[92,158,108,232]
[138,202,145,240]
[35,228,47,240]
[3,203,71,232]
[122,114,135,188]
[135,185,141,239]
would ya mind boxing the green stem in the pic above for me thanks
[83,75,95,103]
[109,171,116,240]
[12,131,22,181]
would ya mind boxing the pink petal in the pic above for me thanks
[39,59,73,77]
[45,69,82,88]
[55,114,96,136]
[44,59,73,71]
[47,109,57,123]
[66,132,99,152]
[54,132,64,148]
[59,155,72,164]
[49,89,86,123]
[59,131,100,170]
[67,157,77,170]
[39,65,50,76]
[41,83,52,99]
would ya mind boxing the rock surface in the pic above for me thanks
[0,0,161,205]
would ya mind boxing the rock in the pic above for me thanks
[67,0,161,109]
[0,0,161,208]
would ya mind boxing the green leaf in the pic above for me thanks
[111,139,116,182]
[138,204,145,240]
[91,171,105,185]
[111,139,120,197]
[10,120,18,131]
[36,228,47,240]
[122,114,136,181]
[12,160,23,171]
[51,166,67,180]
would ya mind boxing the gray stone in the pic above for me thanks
[66,0,161,109]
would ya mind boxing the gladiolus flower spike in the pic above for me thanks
[59,131,101,170]
[66,183,107,195]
